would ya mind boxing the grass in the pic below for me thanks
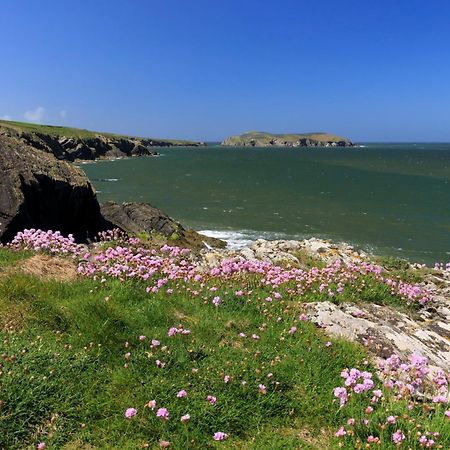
[0,246,448,449]
[0,119,198,145]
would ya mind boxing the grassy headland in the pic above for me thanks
[0,231,448,449]
[0,119,199,146]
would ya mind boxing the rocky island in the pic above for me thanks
[222,131,354,147]
[0,119,206,162]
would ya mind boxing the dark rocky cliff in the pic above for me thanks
[0,120,206,162]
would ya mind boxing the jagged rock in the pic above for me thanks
[306,301,450,372]
[100,201,225,250]
[100,201,184,237]
[0,124,205,162]
[0,135,110,243]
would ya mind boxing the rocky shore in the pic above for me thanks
[196,237,450,372]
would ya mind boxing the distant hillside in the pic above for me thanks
[0,119,205,161]
[222,131,354,147]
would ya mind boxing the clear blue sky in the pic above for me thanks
[1,0,450,142]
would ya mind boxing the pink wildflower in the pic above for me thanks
[207,395,217,405]
[335,427,346,437]
[392,429,405,444]
[125,407,137,419]
[258,384,267,394]
[156,407,170,421]
[177,389,187,398]
[180,414,190,423]
[213,432,228,441]
[37,444,46,450]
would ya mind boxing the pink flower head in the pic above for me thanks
[213,432,228,441]
[168,327,178,337]
[37,444,46,450]
[207,395,217,405]
[125,407,137,419]
[212,296,221,307]
[387,415,396,424]
[151,339,161,347]
[335,426,346,437]
[180,414,190,423]
[177,389,187,398]
[392,429,405,444]
[156,407,170,421]
[159,441,170,448]
[289,326,297,335]
[224,375,230,383]
[445,410,450,418]
[325,341,332,347]
[139,335,146,341]
[258,383,267,394]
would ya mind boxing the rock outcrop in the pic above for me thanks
[196,237,450,371]
[0,134,111,243]
[0,121,206,162]
[222,131,354,147]
[101,201,225,249]
[306,300,450,372]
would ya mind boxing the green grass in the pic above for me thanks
[0,248,447,449]
[0,119,198,145]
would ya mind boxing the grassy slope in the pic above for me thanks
[0,119,197,145]
[224,131,352,144]
[0,248,447,449]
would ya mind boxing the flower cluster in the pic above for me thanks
[333,354,449,448]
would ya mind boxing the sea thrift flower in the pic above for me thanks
[145,400,157,410]
[177,389,187,398]
[125,407,137,419]
[392,429,405,444]
[156,407,170,421]
[335,427,346,437]
[139,335,146,341]
[212,296,221,307]
[207,395,217,405]
[213,432,228,441]
[180,414,190,423]
[159,441,170,448]
[151,339,160,347]
[37,444,46,450]
[168,327,178,337]
[387,415,396,424]
[445,410,450,418]
[258,384,267,394]
[325,341,332,347]
[224,375,230,383]
[289,326,297,335]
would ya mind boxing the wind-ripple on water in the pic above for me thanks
[82,143,450,264]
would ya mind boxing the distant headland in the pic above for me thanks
[221,131,354,147]
[0,119,206,162]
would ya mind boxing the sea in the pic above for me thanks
[81,143,450,265]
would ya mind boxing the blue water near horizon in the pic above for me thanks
[81,143,450,265]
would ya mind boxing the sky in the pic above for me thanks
[1,0,450,142]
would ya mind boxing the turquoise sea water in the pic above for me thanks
[81,144,450,264]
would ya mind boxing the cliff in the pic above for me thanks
[221,131,354,147]
[0,119,206,162]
